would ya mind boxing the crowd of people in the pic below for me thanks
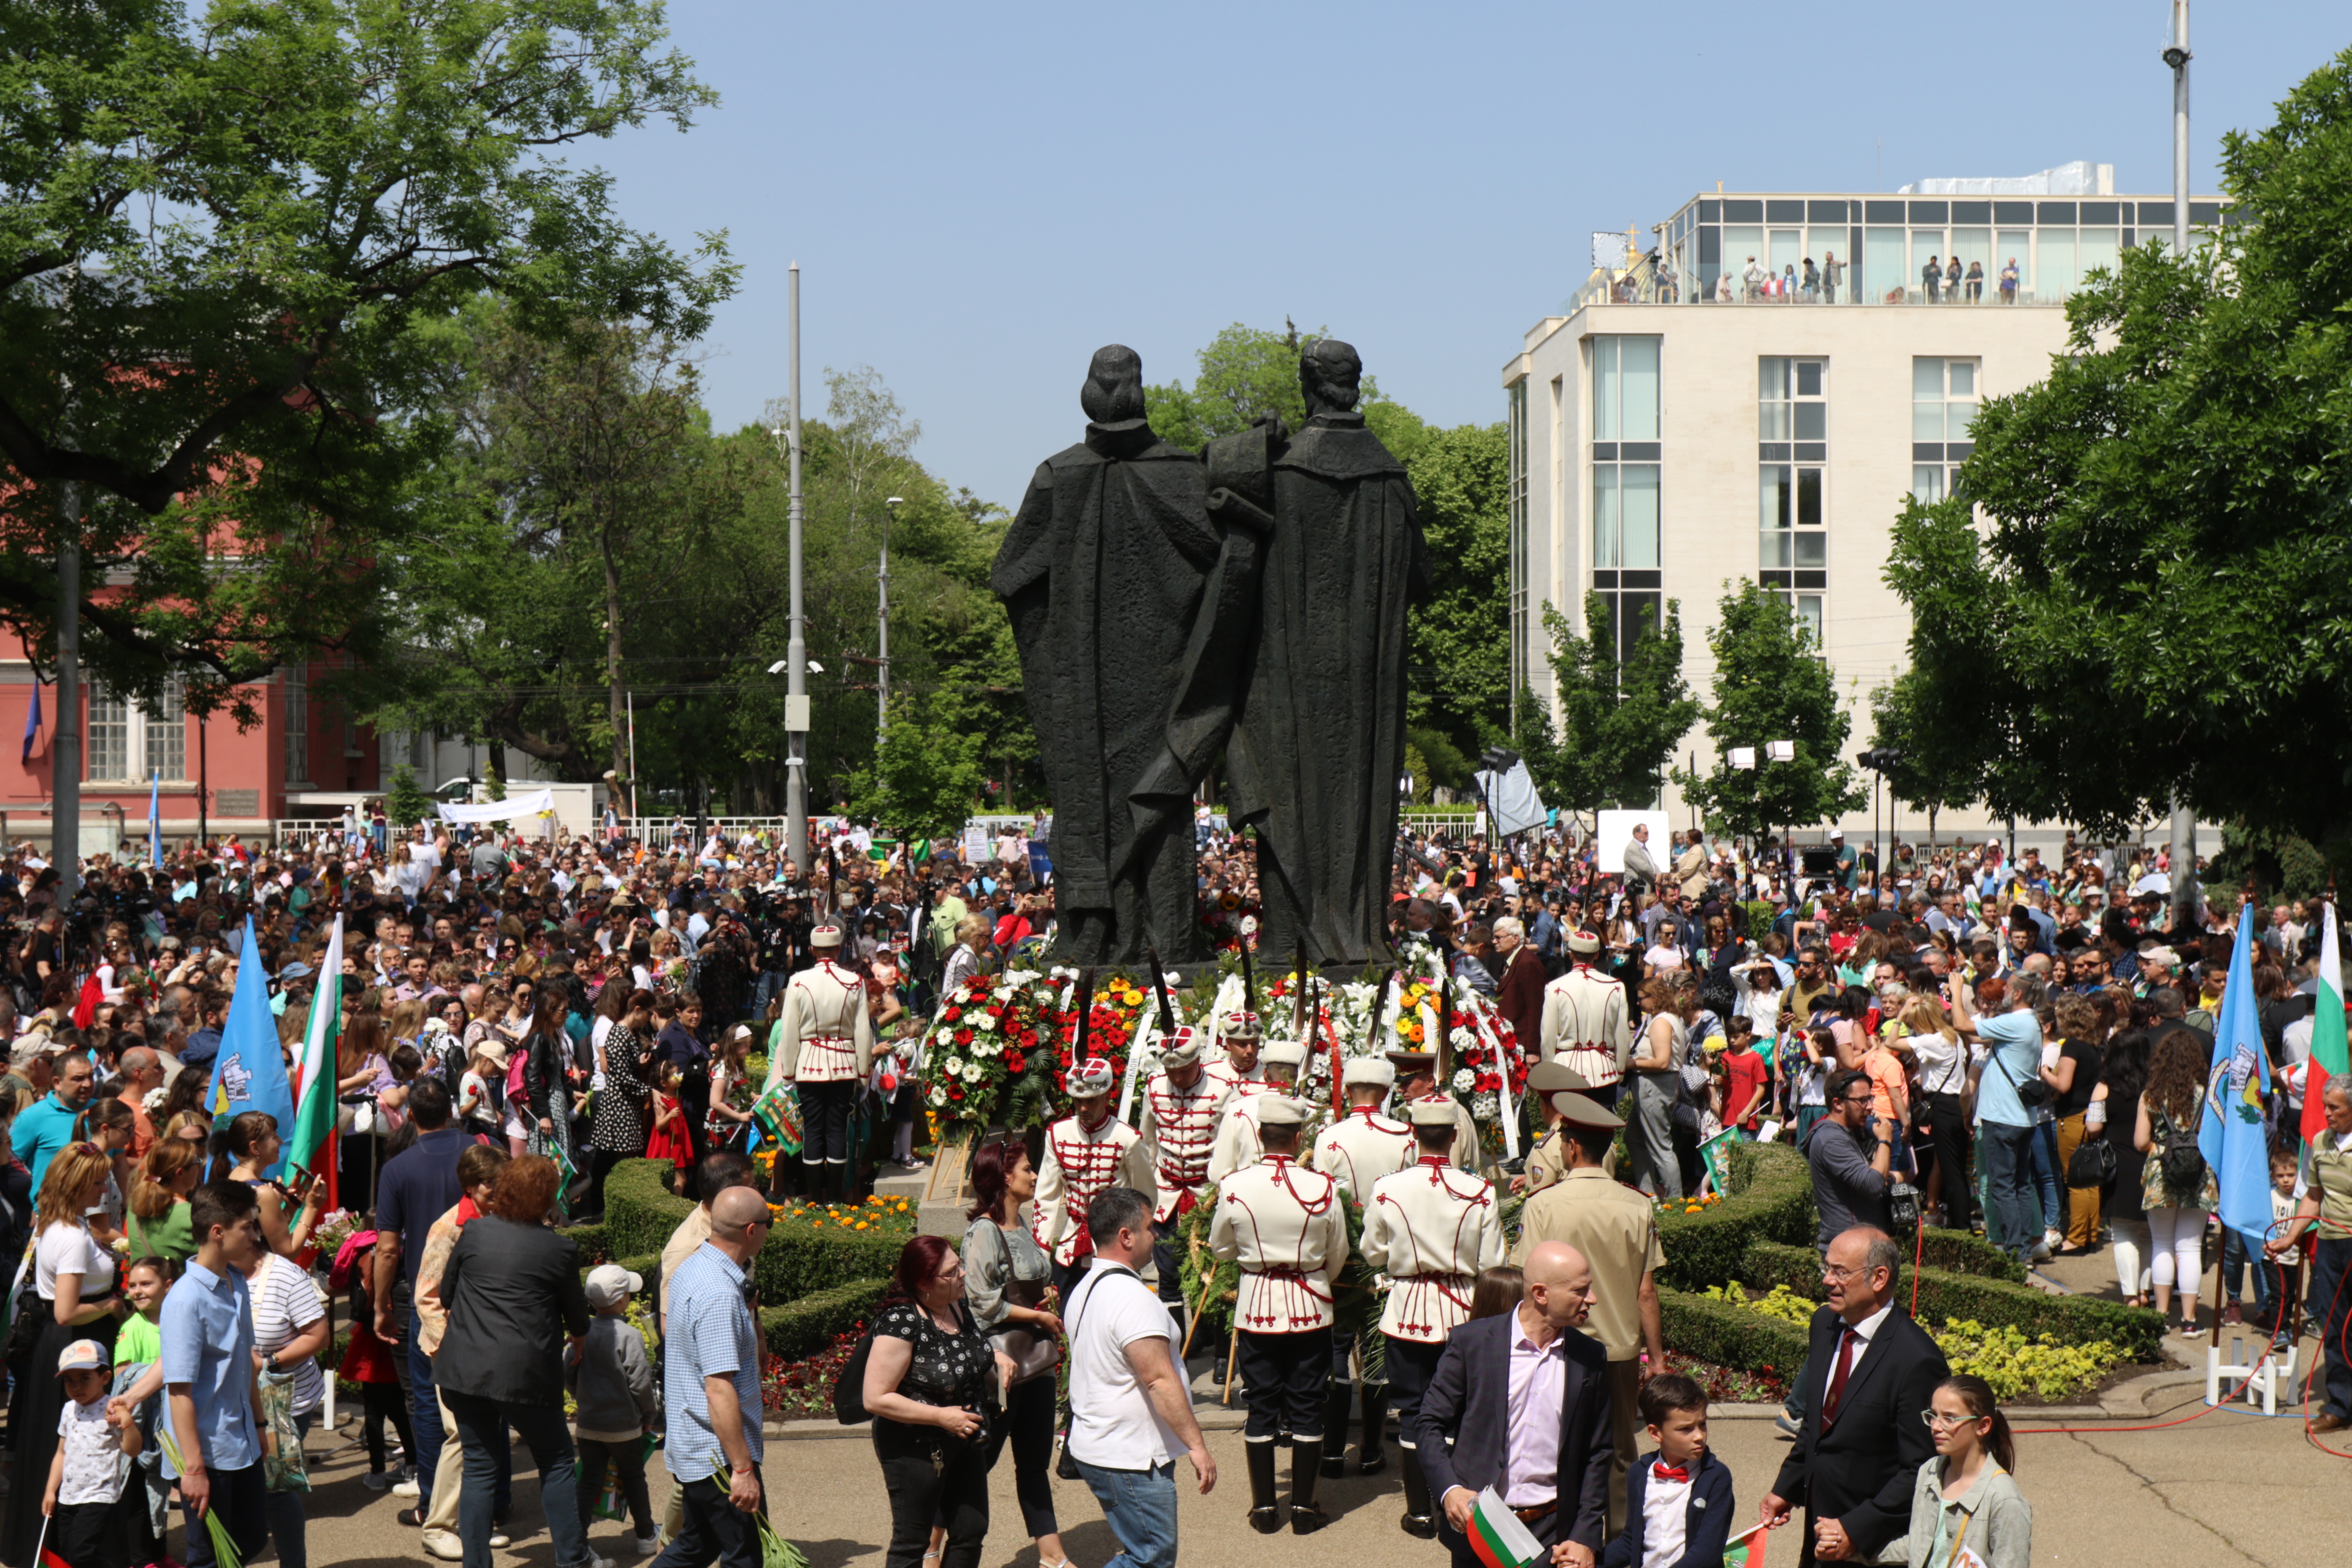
[0,810,2332,1567]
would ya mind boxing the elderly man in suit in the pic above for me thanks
[1413,1239,1614,1568]
[1759,1226,1949,1565]
[1493,916,1549,1061]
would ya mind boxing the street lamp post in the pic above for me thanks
[782,262,810,870]
[1856,749,1904,896]
[2162,4,2198,934]
[879,496,901,738]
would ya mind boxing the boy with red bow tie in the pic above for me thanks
[1601,1375,1735,1568]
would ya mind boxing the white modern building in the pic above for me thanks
[1503,173,2232,843]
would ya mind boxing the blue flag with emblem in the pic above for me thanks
[213,915,297,1175]
[2198,902,2272,1243]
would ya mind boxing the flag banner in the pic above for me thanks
[286,916,345,1186]
[1465,1487,1544,1568]
[216,916,297,1176]
[2304,900,2347,1155]
[20,682,39,766]
[1723,1520,1771,1568]
[2199,903,2274,1243]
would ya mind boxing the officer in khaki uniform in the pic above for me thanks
[1208,1096,1350,1536]
[1514,1058,1618,1195]
[1208,1038,1311,1183]
[1540,928,1634,1090]
[1359,1099,1505,1538]
[1510,1089,1666,1535]
[767,920,876,1203]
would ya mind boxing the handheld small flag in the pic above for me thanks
[285,916,344,1196]
[149,770,162,869]
[1724,1520,1771,1567]
[1464,1487,1544,1568]
[2199,902,2274,1245]
[21,681,39,766]
[2303,901,2348,1156]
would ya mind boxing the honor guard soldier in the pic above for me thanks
[1207,1039,1309,1184]
[1540,928,1634,1090]
[1510,1088,1663,1534]
[1305,1055,1412,1478]
[1138,1023,1227,1317]
[1310,1057,1412,1192]
[1205,1008,1267,1098]
[1035,1056,1156,1298]
[1360,1099,1505,1537]
[770,920,876,1203]
[1384,1047,1482,1173]
[1207,1096,1350,1536]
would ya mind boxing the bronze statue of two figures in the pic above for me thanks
[992,342,1429,969]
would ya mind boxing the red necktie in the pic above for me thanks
[1821,1326,1858,1426]
[1652,1463,1690,1483]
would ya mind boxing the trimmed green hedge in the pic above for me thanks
[761,1278,890,1360]
[1917,1227,2027,1283]
[560,1220,612,1262]
[1740,1240,2163,1363]
[1654,1140,1814,1289]
[604,1157,911,1308]
[1658,1286,1810,1381]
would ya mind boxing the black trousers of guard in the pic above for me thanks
[800,1079,857,1165]
[1383,1335,1447,1444]
[1238,1326,1332,1442]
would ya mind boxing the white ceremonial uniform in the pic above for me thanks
[1310,1105,1413,1194]
[1139,1068,1230,1225]
[1540,962,1634,1086]
[1035,1110,1156,1269]
[1207,1154,1350,1332]
[1359,1155,1504,1342]
[768,959,876,1085]
[1202,1057,1262,1102]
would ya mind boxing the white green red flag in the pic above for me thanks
[2304,901,2348,1156]
[285,916,344,1200]
[1464,1488,1544,1568]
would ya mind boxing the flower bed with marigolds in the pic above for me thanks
[1704,1282,2132,1402]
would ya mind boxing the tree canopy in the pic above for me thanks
[1671,583,1863,840]
[0,0,735,720]
[1885,46,2352,843]
[1534,594,1699,814]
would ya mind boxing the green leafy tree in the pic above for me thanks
[1884,47,2352,842]
[1404,423,1511,755]
[1865,672,1981,851]
[0,0,735,723]
[384,765,435,829]
[1671,584,1864,840]
[1533,596,1699,814]
[1145,321,1426,460]
[847,694,986,844]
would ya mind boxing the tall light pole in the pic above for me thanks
[878,496,901,737]
[53,482,80,896]
[2164,0,2196,931]
[782,262,809,869]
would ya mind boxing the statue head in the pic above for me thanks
[1080,345,1146,424]
[1298,338,1362,418]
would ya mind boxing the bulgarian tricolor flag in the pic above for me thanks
[1724,1520,1771,1567]
[1464,1488,1546,1568]
[2305,901,2349,1157]
[285,916,344,1207]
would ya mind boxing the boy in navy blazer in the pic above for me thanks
[1601,1374,1733,1568]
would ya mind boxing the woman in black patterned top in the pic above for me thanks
[861,1234,1015,1568]
[580,988,656,1223]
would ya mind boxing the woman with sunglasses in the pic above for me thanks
[864,1234,1013,1568]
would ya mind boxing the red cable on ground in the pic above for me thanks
[2009,1214,2352,1455]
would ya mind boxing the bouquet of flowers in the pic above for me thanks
[1197,888,1261,955]
[922,970,1050,1132]
[1437,990,1532,1142]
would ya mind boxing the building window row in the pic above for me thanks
[1911,357,1981,501]
[87,680,186,782]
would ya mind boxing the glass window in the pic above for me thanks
[1913,465,1947,502]
[1793,402,1826,440]
[1794,533,1827,567]
[1724,226,1763,279]
[1952,228,1991,299]
[1795,595,1823,639]
[1594,466,1620,567]
[144,680,186,781]
[88,689,129,781]
[1797,467,1823,525]
[2040,230,2077,300]
[1913,231,1945,297]
[1593,337,1659,441]
[1912,358,1980,494]
[1864,228,1905,303]
[1997,233,2031,294]
[1948,361,1975,397]
[1761,465,1790,529]
[1770,228,1801,283]
[2079,228,2120,285]
[1620,466,1659,569]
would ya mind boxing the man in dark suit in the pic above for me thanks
[1494,916,1549,1058]
[1412,1240,1614,1568]
[1759,1226,1950,1564]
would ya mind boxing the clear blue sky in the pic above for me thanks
[593,1,2346,508]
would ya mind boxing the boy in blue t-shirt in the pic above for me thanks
[158,1181,273,1568]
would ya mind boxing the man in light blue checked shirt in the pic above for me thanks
[653,1187,772,1568]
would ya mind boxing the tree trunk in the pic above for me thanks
[603,542,627,793]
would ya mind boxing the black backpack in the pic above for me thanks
[833,1330,876,1424]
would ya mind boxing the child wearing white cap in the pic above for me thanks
[567,1265,658,1556]
[44,1338,138,1568]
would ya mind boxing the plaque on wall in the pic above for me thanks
[214,789,260,818]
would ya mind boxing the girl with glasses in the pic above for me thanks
[1895,1375,2031,1568]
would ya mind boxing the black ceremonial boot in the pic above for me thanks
[1399,1445,1438,1538]
[1320,1381,1352,1476]
[1247,1440,1282,1533]
[1289,1438,1330,1534]
[1358,1381,1389,1473]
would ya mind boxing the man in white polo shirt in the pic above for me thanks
[1063,1187,1216,1568]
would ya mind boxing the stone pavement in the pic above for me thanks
[289,1371,2350,1568]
